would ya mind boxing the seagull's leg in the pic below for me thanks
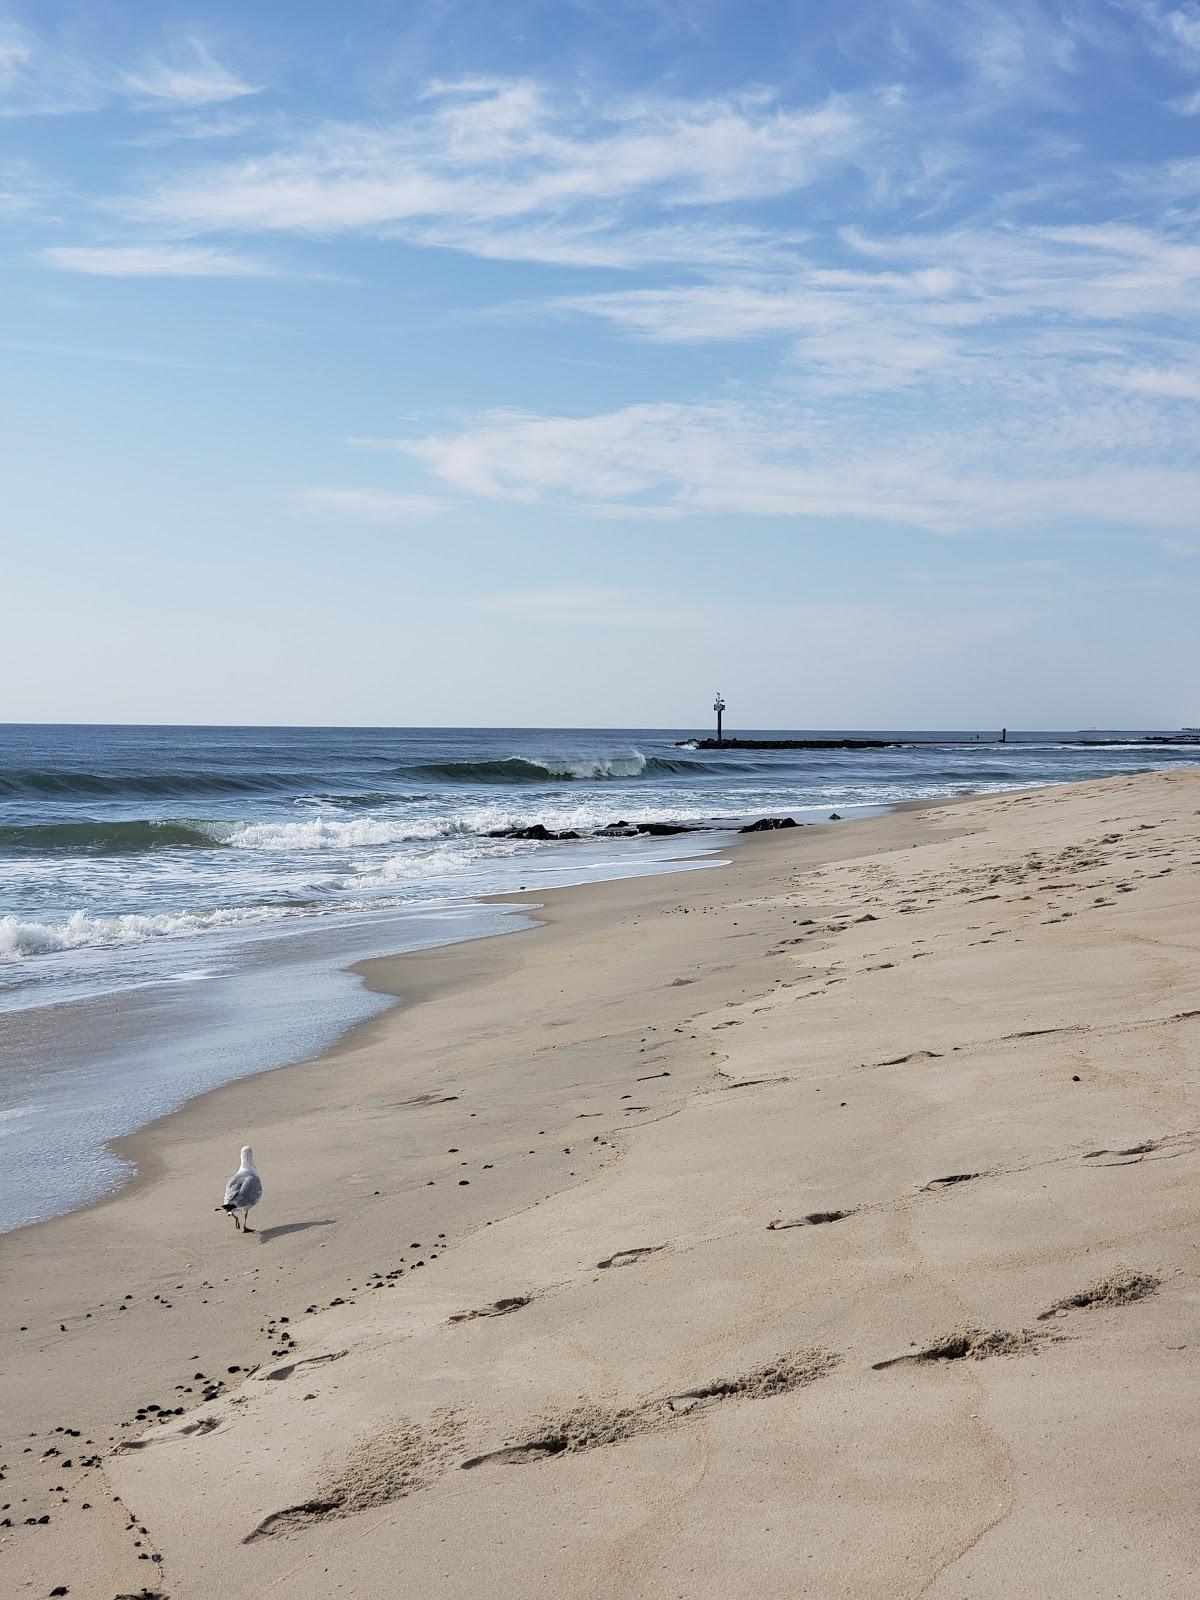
[243,1209,255,1233]
[232,1211,241,1231]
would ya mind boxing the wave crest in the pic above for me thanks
[410,753,650,783]
[0,905,289,959]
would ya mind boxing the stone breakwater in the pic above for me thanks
[487,817,806,842]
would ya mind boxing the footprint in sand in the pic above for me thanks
[596,1245,666,1269]
[459,1349,839,1471]
[872,1327,1049,1370]
[262,1351,348,1381]
[873,1049,943,1067]
[768,1209,856,1229]
[449,1296,531,1323]
[1036,1269,1160,1321]
[1081,1141,1158,1166]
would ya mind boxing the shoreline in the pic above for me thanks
[5,772,1199,1598]
[9,796,956,1242]
[101,859,725,1227]
[0,825,741,1236]
[38,802,927,1239]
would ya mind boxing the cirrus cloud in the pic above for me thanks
[42,244,283,277]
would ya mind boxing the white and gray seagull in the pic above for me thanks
[220,1146,262,1233]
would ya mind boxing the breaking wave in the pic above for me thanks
[409,754,648,783]
[0,904,300,959]
[406,753,743,783]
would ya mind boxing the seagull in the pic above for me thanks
[220,1146,262,1233]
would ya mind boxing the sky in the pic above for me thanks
[3,0,1200,729]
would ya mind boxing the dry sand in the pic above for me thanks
[3,770,1200,1598]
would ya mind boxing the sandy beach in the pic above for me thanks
[3,769,1199,1599]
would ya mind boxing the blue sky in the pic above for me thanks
[3,0,1200,728]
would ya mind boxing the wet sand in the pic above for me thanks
[3,771,1199,1598]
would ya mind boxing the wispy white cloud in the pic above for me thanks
[1135,1,1200,55]
[124,77,871,264]
[115,107,277,148]
[949,0,1079,94]
[0,20,32,89]
[0,18,102,116]
[539,217,1200,394]
[122,38,261,108]
[1107,366,1200,399]
[0,24,258,117]
[1133,1,1200,111]
[42,244,283,278]
[392,393,1200,535]
[0,156,50,215]
[297,488,452,518]
[410,218,808,271]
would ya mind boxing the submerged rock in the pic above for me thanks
[488,818,702,843]
[486,824,582,841]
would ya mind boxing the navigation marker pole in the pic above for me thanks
[714,692,726,744]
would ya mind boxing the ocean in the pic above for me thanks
[2,722,1198,1230]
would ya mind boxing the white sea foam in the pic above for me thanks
[223,815,462,851]
[0,891,472,962]
[0,905,302,959]
[537,753,647,779]
[222,798,654,852]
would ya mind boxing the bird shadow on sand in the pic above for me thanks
[257,1218,336,1243]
